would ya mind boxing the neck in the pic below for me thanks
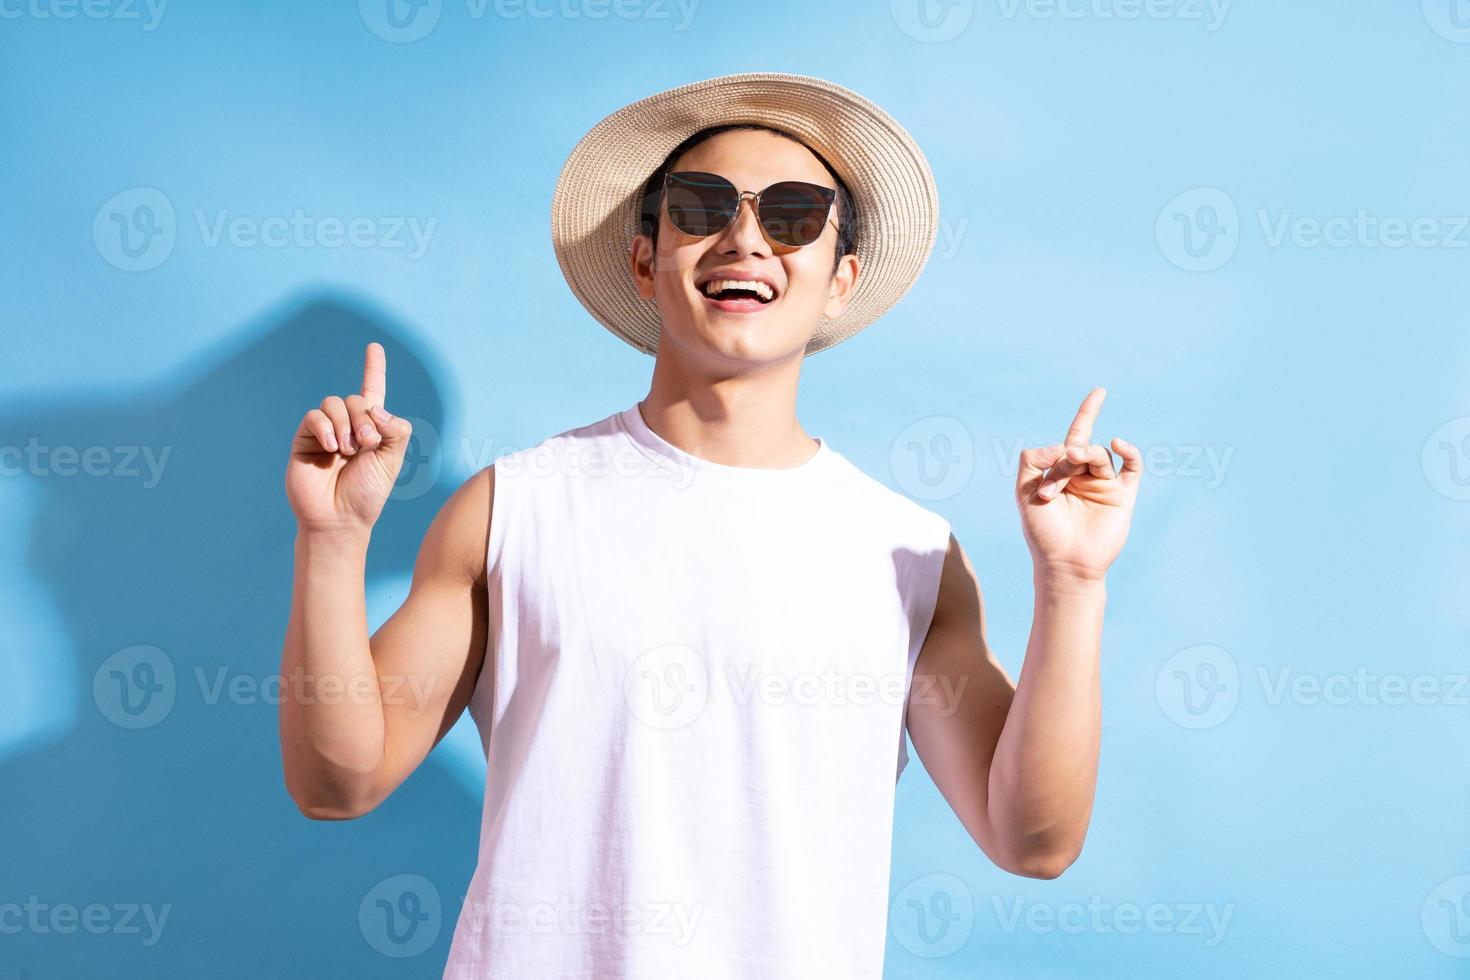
[639,347,818,469]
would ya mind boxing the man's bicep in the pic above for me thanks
[907,534,1016,851]
[367,465,494,800]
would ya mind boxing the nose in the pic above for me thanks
[712,192,769,256]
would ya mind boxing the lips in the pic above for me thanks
[695,271,781,314]
[702,292,770,314]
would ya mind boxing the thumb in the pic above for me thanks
[1016,442,1066,500]
[368,404,413,456]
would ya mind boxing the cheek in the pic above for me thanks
[780,256,830,303]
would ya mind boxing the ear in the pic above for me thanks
[630,234,657,300]
[822,252,861,320]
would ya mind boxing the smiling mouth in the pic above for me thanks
[699,279,777,313]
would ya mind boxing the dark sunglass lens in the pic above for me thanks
[759,182,835,246]
[664,172,738,237]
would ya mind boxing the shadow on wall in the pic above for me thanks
[0,292,481,976]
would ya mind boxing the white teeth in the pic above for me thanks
[701,278,774,301]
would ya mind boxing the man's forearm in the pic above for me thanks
[278,528,386,815]
[985,566,1107,875]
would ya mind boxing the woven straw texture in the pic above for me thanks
[550,72,939,357]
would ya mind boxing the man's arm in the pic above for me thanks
[277,341,497,820]
[908,388,1141,878]
[279,466,493,819]
[905,532,1105,879]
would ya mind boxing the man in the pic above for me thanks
[278,72,1143,978]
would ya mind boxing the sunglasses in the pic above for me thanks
[659,170,839,248]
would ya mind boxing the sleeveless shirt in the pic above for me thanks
[442,402,952,979]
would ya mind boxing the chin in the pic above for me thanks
[693,316,808,363]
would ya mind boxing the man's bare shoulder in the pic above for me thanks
[415,465,495,587]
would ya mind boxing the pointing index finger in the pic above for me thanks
[361,342,387,408]
[1064,387,1107,446]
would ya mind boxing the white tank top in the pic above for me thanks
[443,401,951,979]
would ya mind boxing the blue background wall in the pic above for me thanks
[3,1,1469,975]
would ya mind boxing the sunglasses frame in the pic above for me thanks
[659,170,840,249]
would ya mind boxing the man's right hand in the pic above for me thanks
[286,342,413,535]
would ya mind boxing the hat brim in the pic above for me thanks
[550,72,939,357]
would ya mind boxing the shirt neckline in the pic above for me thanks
[617,401,838,488]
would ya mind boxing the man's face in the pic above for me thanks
[630,129,860,366]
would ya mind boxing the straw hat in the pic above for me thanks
[550,71,939,357]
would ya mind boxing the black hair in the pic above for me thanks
[637,123,857,276]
